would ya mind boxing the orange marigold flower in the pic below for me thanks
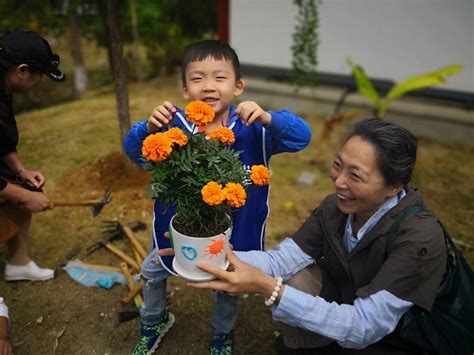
[166,127,188,147]
[250,165,271,186]
[206,127,235,145]
[224,182,247,208]
[185,101,215,127]
[142,133,173,162]
[201,181,226,206]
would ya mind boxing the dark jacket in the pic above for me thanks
[292,187,447,353]
[0,81,17,190]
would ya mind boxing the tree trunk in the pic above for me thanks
[66,14,87,98]
[104,0,131,150]
[129,0,143,81]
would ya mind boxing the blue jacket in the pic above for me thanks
[124,105,311,274]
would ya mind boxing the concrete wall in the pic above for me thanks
[230,0,474,93]
[239,77,474,145]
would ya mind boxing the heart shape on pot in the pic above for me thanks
[181,244,198,261]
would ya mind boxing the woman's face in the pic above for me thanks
[329,135,401,224]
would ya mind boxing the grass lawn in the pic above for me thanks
[1,75,473,354]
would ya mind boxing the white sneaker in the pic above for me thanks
[4,261,55,281]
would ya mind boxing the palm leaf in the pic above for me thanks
[387,64,463,101]
[347,58,381,109]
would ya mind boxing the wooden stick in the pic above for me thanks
[119,262,143,308]
[132,247,143,266]
[50,200,100,206]
[122,281,143,305]
[104,243,139,271]
[123,226,148,260]
[78,262,122,273]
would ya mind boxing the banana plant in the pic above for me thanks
[347,58,463,118]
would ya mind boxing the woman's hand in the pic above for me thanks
[21,191,53,213]
[187,248,278,298]
[18,169,45,189]
[0,338,12,355]
[0,316,11,355]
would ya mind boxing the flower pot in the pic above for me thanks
[170,215,232,282]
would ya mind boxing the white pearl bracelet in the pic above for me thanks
[264,276,283,306]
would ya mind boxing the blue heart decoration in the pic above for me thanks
[181,244,198,261]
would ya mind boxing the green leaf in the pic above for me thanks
[435,64,463,77]
[387,65,463,101]
[347,58,381,109]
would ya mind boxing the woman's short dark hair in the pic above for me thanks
[348,118,417,186]
[181,40,241,85]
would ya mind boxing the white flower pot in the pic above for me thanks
[170,215,232,282]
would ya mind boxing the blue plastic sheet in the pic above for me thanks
[63,259,128,289]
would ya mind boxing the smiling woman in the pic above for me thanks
[187,118,458,354]
[330,121,416,233]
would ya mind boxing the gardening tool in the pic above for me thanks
[122,281,143,305]
[85,220,147,255]
[51,187,112,217]
[55,243,82,274]
[100,241,139,271]
[102,220,148,265]
[117,308,140,323]
[120,262,143,308]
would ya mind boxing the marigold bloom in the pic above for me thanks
[166,127,188,147]
[224,182,247,208]
[142,133,173,162]
[206,127,235,145]
[201,181,226,206]
[185,101,215,127]
[250,165,271,186]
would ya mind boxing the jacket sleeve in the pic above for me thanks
[123,120,149,167]
[264,109,311,156]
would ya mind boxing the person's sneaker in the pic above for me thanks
[210,333,234,355]
[4,261,54,281]
[133,312,175,355]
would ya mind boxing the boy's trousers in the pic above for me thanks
[140,248,239,335]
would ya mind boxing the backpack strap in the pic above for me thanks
[385,205,424,256]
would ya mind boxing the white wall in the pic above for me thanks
[230,0,474,92]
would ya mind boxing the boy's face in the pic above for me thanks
[183,56,244,120]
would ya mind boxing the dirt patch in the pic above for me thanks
[1,152,278,354]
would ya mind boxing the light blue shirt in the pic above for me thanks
[0,297,8,320]
[236,191,413,349]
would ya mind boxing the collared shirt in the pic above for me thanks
[0,297,8,319]
[236,191,413,349]
[343,190,406,252]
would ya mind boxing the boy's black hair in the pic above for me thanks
[347,118,417,187]
[181,40,241,84]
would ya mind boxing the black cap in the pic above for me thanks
[0,30,65,82]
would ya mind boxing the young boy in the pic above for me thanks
[124,40,311,355]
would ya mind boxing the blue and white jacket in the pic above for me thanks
[124,105,311,274]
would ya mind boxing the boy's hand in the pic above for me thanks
[236,101,272,126]
[147,101,176,133]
